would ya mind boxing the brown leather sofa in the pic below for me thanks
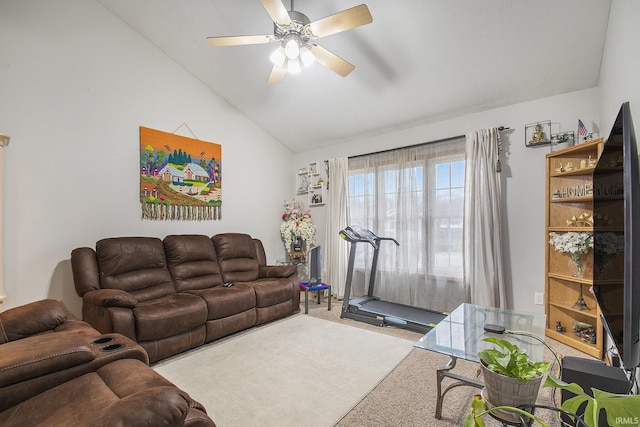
[71,233,300,363]
[0,299,215,426]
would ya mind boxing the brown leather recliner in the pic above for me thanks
[212,233,300,324]
[72,237,208,363]
[0,299,215,426]
[164,234,258,343]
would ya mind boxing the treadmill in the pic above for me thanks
[339,225,447,333]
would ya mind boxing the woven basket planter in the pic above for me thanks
[480,362,543,409]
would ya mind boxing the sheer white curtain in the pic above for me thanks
[347,139,466,312]
[324,157,350,299]
[463,128,506,307]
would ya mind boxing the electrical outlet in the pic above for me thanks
[534,292,544,305]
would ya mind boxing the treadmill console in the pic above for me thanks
[339,226,379,248]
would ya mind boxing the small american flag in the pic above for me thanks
[577,119,588,138]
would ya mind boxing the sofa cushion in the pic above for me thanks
[249,279,294,308]
[212,233,260,282]
[164,234,223,292]
[96,237,175,302]
[188,284,256,320]
[134,293,207,342]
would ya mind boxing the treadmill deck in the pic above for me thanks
[349,297,446,328]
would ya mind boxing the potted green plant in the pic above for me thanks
[477,337,550,414]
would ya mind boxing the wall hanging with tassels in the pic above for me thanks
[139,125,222,220]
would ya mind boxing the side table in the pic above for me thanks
[299,282,331,314]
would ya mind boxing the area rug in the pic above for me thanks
[153,315,414,427]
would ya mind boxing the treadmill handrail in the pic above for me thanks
[377,236,400,246]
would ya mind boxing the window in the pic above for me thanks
[430,157,465,278]
[348,138,465,282]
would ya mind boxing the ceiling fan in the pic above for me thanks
[207,0,373,84]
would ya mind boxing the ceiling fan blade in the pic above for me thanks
[207,35,272,47]
[308,44,355,77]
[308,4,373,38]
[260,0,292,26]
[268,65,287,84]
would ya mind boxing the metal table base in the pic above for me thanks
[435,355,484,419]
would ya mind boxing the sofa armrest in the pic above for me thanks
[259,265,296,279]
[81,294,137,339]
[0,333,94,387]
[0,299,79,343]
[83,289,138,308]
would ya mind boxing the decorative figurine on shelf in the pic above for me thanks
[587,155,597,167]
[577,119,593,142]
[529,123,549,145]
[573,321,595,344]
[566,212,594,227]
[556,321,564,333]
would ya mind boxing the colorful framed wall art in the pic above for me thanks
[140,126,222,220]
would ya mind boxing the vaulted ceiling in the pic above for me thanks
[98,0,611,152]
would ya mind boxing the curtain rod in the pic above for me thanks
[349,135,464,160]
[348,126,510,160]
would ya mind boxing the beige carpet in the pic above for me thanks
[153,315,414,427]
[307,297,596,427]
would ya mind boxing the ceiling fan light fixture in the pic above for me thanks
[207,1,374,83]
[269,47,286,67]
[287,57,302,74]
[300,46,315,67]
[284,37,300,59]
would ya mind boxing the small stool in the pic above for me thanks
[299,282,331,314]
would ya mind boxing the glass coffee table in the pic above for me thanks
[414,303,546,420]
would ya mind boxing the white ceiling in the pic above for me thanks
[97,0,611,153]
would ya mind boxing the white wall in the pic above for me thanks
[294,88,601,314]
[598,0,640,131]
[0,0,294,315]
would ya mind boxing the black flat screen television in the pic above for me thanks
[308,245,322,286]
[593,102,640,372]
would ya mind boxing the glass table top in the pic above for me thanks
[414,303,547,363]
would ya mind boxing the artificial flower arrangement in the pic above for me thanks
[280,200,316,253]
[549,231,594,278]
[548,231,593,260]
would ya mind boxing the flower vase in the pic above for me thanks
[568,255,584,278]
